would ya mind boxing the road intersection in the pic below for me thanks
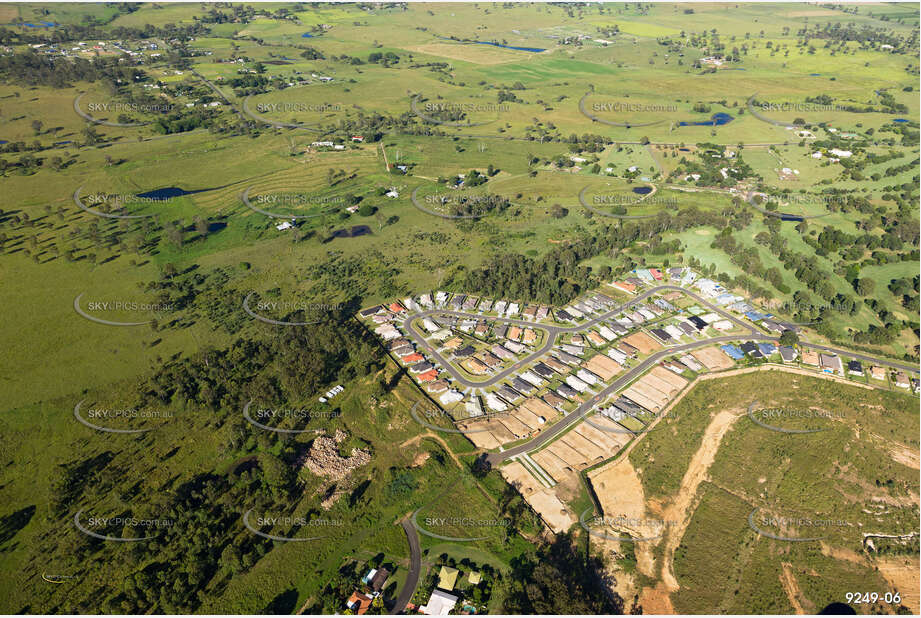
[398,284,919,466]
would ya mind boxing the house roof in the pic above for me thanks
[421,589,459,616]
[347,591,373,614]
[438,566,459,590]
[468,571,481,585]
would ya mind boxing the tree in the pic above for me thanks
[856,278,875,296]
[779,330,799,346]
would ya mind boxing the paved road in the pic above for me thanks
[397,284,918,466]
[487,335,919,465]
[800,342,918,374]
[392,518,422,614]
[484,332,779,465]
[402,284,757,388]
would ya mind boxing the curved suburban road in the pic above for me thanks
[396,284,918,466]
[393,518,422,614]
[402,284,758,388]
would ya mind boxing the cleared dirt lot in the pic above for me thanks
[623,331,663,354]
[876,556,920,613]
[691,346,734,370]
[500,461,576,534]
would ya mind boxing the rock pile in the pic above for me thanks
[303,429,371,481]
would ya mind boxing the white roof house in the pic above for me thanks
[485,392,508,412]
[420,589,459,615]
[439,390,464,405]
[520,371,544,387]
[565,375,589,392]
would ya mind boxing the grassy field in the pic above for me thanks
[0,2,917,614]
[630,371,918,614]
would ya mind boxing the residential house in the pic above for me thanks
[819,353,843,375]
[497,385,521,402]
[532,363,556,379]
[520,371,544,387]
[542,392,566,410]
[346,592,373,614]
[439,390,463,405]
[420,589,459,616]
[847,360,863,376]
[556,384,579,400]
[720,344,745,361]
[426,380,450,394]
[678,354,703,372]
[486,392,509,411]
[417,369,438,382]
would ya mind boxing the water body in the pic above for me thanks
[632,186,653,195]
[437,36,544,52]
[23,21,57,27]
[54,140,72,146]
[470,40,545,52]
[137,187,206,200]
[302,32,318,38]
[810,73,821,76]
[894,118,909,123]
[678,147,690,151]
[331,225,372,238]
[780,213,804,222]
[0,140,8,145]
[678,112,733,127]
